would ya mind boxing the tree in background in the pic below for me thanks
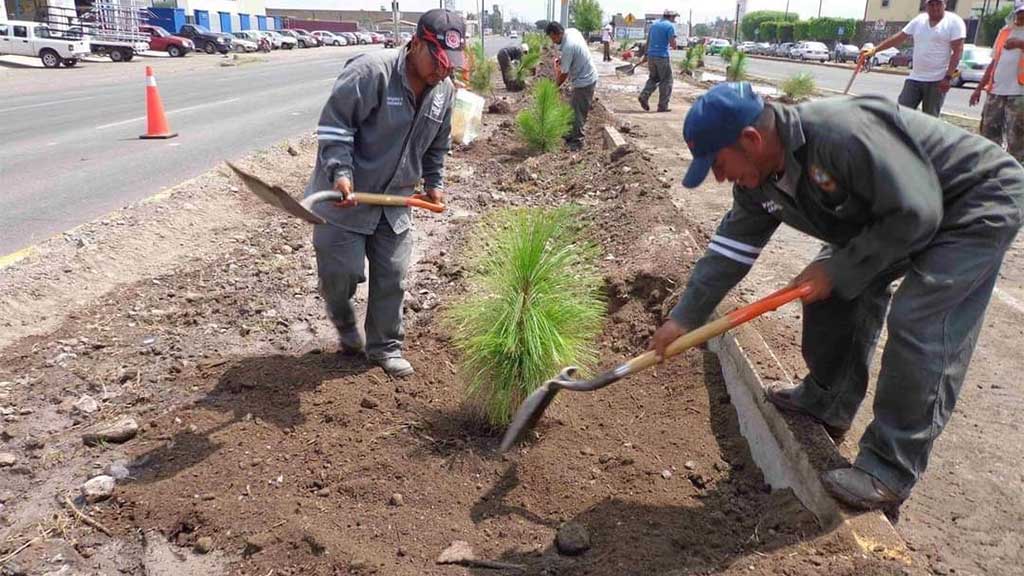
[979,5,1014,46]
[489,7,503,35]
[741,10,799,41]
[571,0,603,38]
[535,19,548,31]
[759,21,779,41]
[776,21,795,43]
[693,23,712,37]
[794,20,810,41]
[807,17,856,43]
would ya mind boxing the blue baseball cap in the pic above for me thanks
[682,82,765,188]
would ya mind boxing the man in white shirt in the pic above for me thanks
[863,0,965,116]
[601,24,612,62]
[971,1,1024,162]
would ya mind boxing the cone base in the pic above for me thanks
[139,132,179,140]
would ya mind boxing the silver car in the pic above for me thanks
[953,45,992,87]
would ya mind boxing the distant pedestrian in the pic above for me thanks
[970,1,1024,162]
[638,10,678,113]
[546,21,598,151]
[601,24,613,62]
[497,43,528,90]
[862,0,965,116]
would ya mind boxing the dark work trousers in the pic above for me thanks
[602,41,611,61]
[566,81,596,146]
[639,56,674,111]
[497,49,514,89]
[898,78,947,117]
[313,216,413,360]
[786,172,1023,498]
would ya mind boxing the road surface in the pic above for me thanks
[0,37,517,255]
[706,55,979,118]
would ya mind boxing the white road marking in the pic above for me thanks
[994,287,1024,316]
[95,98,242,130]
[0,96,98,114]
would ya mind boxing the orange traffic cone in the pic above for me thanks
[140,66,177,140]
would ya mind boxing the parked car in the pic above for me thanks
[229,33,258,52]
[952,44,992,87]
[0,19,90,67]
[774,42,794,57]
[793,41,829,62]
[355,31,373,44]
[869,46,900,66]
[340,32,359,45]
[737,41,755,52]
[138,24,193,57]
[705,38,731,55]
[312,30,346,46]
[509,30,519,39]
[370,32,385,44]
[754,42,771,55]
[282,28,320,48]
[265,30,297,49]
[833,43,859,63]
[177,24,231,54]
[889,48,913,68]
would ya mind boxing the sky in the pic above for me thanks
[266,0,869,27]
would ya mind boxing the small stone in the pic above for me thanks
[287,145,299,157]
[389,493,404,507]
[684,460,697,471]
[580,447,595,456]
[244,533,273,556]
[437,540,475,564]
[81,475,115,503]
[23,436,45,451]
[660,469,673,480]
[360,397,379,409]
[200,493,216,501]
[555,522,591,556]
[74,395,100,415]
[397,546,407,557]
[118,368,139,384]
[194,537,214,554]
[714,461,731,473]
[598,453,613,464]
[82,417,139,446]
[0,453,16,467]
[688,472,708,489]
[0,490,15,503]
[106,461,130,480]
[316,487,331,497]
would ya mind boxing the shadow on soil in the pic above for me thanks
[127,351,372,483]
[468,351,825,576]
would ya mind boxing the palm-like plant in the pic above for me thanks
[445,206,605,427]
[516,79,574,153]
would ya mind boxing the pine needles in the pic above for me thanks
[516,79,574,153]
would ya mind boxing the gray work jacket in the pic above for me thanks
[671,96,1024,329]
[305,48,454,235]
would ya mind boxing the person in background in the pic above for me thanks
[601,24,613,62]
[638,10,678,112]
[546,21,598,151]
[497,43,529,90]
[970,0,1024,162]
[307,9,463,378]
[862,0,965,116]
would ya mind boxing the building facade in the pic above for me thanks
[865,0,981,22]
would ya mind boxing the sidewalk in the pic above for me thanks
[594,57,1024,576]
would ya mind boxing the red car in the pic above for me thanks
[140,24,194,57]
[889,48,913,68]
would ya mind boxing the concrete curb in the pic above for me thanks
[747,53,910,77]
[709,319,915,566]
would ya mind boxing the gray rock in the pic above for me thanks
[0,453,16,467]
[389,493,404,507]
[118,368,139,384]
[437,540,475,564]
[106,462,130,480]
[81,475,115,503]
[359,397,379,409]
[74,395,100,415]
[0,489,15,503]
[194,536,214,554]
[660,469,673,480]
[684,460,697,471]
[82,417,139,446]
[23,436,45,451]
[244,532,273,556]
[556,522,591,556]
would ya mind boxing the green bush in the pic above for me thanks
[719,45,735,63]
[445,206,605,427]
[516,78,574,153]
[467,39,495,93]
[513,46,542,85]
[679,43,705,75]
[781,72,816,101]
[727,50,748,82]
[742,10,798,41]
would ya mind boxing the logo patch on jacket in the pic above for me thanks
[810,164,837,193]
[428,91,446,120]
[387,95,404,107]
[761,200,782,214]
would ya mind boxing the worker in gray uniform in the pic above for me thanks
[306,9,464,378]
[651,82,1024,514]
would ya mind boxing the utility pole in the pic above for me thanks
[784,0,790,20]
[818,0,823,18]
[689,8,693,38]
[734,2,740,44]
[479,0,484,51]
[393,1,400,43]
[560,0,568,27]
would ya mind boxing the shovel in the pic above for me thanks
[844,56,866,95]
[615,61,642,75]
[498,283,813,453]
[226,161,445,225]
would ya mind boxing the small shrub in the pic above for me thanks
[719,45,735,62]
[467,39,495,93]
[516,78,574,153]
[781,72,816,101]
[513,48,542,85]
[727,50,748,82]
[679,43,705,75]
[445,206,605,427]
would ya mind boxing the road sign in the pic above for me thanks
[837,26,846,36]
[874,19,886,31]
[625,13,635,26]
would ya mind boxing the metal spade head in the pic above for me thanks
[498,366,580,453]
[225,161,326,225]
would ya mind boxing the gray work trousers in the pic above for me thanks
[640,56,674,111]
[898,79,947,117]
[784,175,1023,498]
[567,81,596,146]
[312,216,412,360]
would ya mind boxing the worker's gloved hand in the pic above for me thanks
[970,86,984,107]
[790,261,833,304]
[650,318,686,362]
[334,176,357,208]
[424,188,444,204]
[858,47,875,66]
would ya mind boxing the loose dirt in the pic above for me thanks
[0,79,915,575]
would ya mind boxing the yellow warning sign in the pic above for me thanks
[625,13,635,26]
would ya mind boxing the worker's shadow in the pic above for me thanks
[467,351,825,575]
[126,351,372,484]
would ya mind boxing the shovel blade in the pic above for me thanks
[615,63,635,75]
[498,383,560,453]
[226,161,326,225]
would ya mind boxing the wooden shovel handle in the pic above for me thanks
[302,191,446,213]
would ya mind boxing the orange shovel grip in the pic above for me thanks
[726,283,812,326]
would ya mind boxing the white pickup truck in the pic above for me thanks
[0,20,90,68]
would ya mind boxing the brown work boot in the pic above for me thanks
[337,326,365,356]
[765,381,849,443]
[821,468,904,521]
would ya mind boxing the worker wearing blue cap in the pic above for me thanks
[650,82,1024,515]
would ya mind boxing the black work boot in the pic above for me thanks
[821,468,904,522]
[765,381,849,443]
[638,95,649,111]
[337,326,365,356]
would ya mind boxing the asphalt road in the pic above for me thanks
[705,55,980,118]
[0,37,517,255]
